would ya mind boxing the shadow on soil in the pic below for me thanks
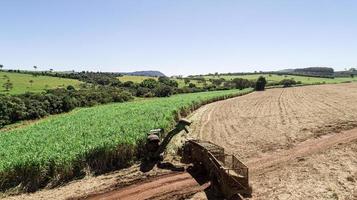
[139,161,238,199]
[186,165,228,200]
[139,161,186,172]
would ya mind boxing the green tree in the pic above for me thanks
[29,79,34,87]
[158,76,178,87]
[255,76,267,91]
[232,78,251,90]
[32,66,38,77]
[0,64,3,70]
[3,80,13,91]
[140,78,158,89]
[279,79,296,87]
[154,84,173,97]
[184,78,190,85]
[66,85,75,91]
[188,83,196,88]
[211,78,224,87]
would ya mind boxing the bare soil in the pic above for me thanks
[250,139,357,200]
[188,83,357,161]
[4,84,357,200]
[187,83,357,200]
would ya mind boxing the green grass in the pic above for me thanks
[203,74,357,85]
[0,88,253,191]
[118,75,157,83]
[0,71,82,94]
[118,75,206,88]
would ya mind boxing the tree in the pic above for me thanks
[0,64,3,70]
[158,76,178,87]
[140,78,158,89]
[351,74,355,78]
[3,80,13,91]
[32,66,38,77]
[184,78,191,85]
[279,79,297,87]
[123,81,134,87]
[29,80,34,87]
[66,85,76,91]
[255,76,267,91]
[211,78,224,87]
[232,78,251,90]
[188,83,196,88]
[154,84,173,97]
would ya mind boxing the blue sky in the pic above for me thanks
[0,0,356,76]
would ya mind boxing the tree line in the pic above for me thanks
[0,86,133,128]
[0,69,274,128]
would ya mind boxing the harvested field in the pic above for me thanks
[251,139,357,199]
[189,83,357,160]
[187,83,357,199]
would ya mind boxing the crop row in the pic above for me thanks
[0,88,253,192]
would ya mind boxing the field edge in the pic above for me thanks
[0,88,254,195]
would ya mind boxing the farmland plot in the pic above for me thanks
[190,83,357,159]
[0,71,82,94]
[4,84,357,200]
[0,88,253,192]
[188,83,357,199]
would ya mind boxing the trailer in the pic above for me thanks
[182,140,252,199]
[144,119,252,199]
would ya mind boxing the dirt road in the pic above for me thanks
[84,172,208,200]
[246,127,357,172]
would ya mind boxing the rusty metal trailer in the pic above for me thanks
[183,140,252,199]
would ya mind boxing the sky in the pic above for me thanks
[0,0,356,76]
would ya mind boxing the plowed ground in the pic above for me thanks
[188,83,357,199]
[190,83,357,160]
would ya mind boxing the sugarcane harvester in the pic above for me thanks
[144,118,191,163]
[144,118,252,199]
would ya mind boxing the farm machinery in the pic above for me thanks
[144,119,252,199]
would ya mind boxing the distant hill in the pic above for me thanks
[335,68,357,77]
[278,67,334,78]
[120,71,166,77]
[278,69,295,73]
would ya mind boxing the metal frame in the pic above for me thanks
[183,140,252,198]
